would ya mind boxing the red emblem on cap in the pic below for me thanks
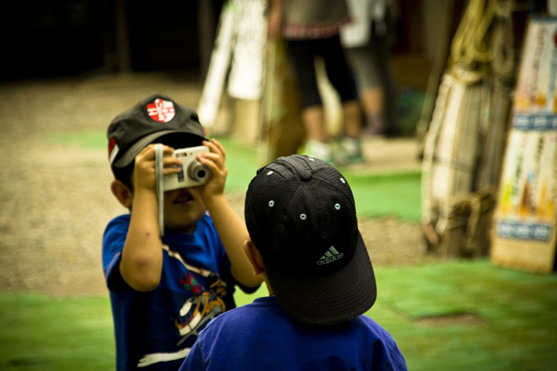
[108,137,119,164]
[146,98,175,123]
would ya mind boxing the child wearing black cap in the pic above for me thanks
[102,94,262,370]
[179,154,407,370]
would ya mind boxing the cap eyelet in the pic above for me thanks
[269,200,275,207]
[267,171,274,175]
[340,177,346,184]
[300,213,307,220]
[335,203,341,210]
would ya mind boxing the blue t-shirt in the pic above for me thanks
[103,213,252,370]
[179,296,407,371]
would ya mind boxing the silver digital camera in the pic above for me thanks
[163,146,212,191]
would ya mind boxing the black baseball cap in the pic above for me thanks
[245,155,377,326]
[107,94,207,170]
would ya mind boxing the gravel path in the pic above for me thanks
[0,73,434,297]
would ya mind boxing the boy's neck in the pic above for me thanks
[164,224,196,234]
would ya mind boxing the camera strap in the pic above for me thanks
[155,144,164,237]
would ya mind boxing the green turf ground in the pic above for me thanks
[31,132,556,369]
[2,261,556,370]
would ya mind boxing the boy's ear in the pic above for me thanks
[111,180,133,209]
[244,240,265,275]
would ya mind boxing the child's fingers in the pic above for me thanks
[160,146,182,175]
[197,155,227,185]
[163,157,182,172]
[211,138,226,157]
[201,139,226,169]
[162,167,181,175]
[203,139,226,160]
[199,152,222,163]
[201,140,216,154]
[158,144,176,157]
[197,152,223,172]
[137,144,175,161]
[136,144,153,161]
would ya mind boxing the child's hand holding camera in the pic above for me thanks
[134,144,182,193]
[195,139,228,202]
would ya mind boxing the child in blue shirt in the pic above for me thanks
[179,154,407,370]
[103,94,261,370]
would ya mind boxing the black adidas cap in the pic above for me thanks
[244,155,377,326]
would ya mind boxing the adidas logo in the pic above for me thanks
[317,246,344,265]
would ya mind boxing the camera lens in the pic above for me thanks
[188,161,212,182]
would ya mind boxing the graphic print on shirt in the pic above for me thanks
[137,245,229,368]
[174,272,227,346]
[179,272,202,294]
[161,244,228,345]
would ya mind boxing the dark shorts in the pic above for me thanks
[286,35,358,109]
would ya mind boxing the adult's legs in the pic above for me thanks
[286,39,334,161]
[286,39,328,143]
[319,35,362,140]
[302,106,327,142]
[319,35,364,163]
[346,31,397,136]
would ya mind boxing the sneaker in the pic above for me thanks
[333,137,364,165]
[362,114,387,136]
[302,140,333,163]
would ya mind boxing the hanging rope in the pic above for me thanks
[492,0,516,81]
[450,0,499,83]
[476,0,516,190]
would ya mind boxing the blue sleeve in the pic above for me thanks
[102,215,131,291]
[178,339,206,371]
[387,338,408,371]
[375,325,407,371]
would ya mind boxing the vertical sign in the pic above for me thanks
[491,17,557,273]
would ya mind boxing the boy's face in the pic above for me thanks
[163,186,206,233]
